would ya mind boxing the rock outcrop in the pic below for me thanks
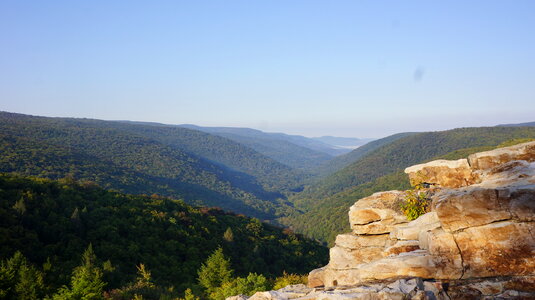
[228,141,535,300]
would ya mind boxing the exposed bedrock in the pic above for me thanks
[305,141,535,299]
[227,142,535,300]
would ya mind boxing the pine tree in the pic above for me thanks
[197,247,233,297]
[0,251,45,300]
[223,227,234,242]
[53,244,106,300]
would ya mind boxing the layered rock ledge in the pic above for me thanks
[229,141,535,300]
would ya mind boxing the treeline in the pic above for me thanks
[0,174,328,298]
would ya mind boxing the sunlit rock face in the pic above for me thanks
[227,142,535,300]
[303,141,535,299]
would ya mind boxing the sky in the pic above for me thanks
[1,1,534,138]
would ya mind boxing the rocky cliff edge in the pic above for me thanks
[230,141,535,300]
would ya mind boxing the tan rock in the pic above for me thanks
[355,251,435,281]
[468,141,535,171]
[434,186,535,232]
[329,245,385,269]
[434,187,511,232]
[308,267,326,288]
[404,159,478,188]
[475,160,535,188]
[349,191,408,235]
[303,143,535,295]
[455,221,535,278]
[420,228,463,279]
[315,251,436,286]
[226,295,249,300]
[390,212,441,240]
[275,284,312,299]
[382,240,420,256]
[335,234,389,249]
[248,291,289,300]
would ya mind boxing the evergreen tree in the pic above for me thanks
[0,251,45,300]
[212,273,270,300]
[52,245,106,300]
[223,227,234,242]
[197,248,233,297]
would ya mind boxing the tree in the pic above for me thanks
[12,197,26,216]
[52,244,106,300]
[223,227,234,242]
[197,247,233,297]
[0,251,45,300]
[212,273,270,300]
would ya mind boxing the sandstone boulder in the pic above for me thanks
[329,245,385,269]
[334,234,389,249]
[390,212,440,240]
[248,291,289,300]
[468,141,535,171]
[434,186,535,232]
[382,240,420,256]
[455,221,535,278]
[349,191,408,235]
[404,159,478,188]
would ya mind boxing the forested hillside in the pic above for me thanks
[0,174,328,298]
[283,127,535,243]
[316,132,416,177]
[180,125,342,169]
[111,121,308,192]
[0,112,303,219]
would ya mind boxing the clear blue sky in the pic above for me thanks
[1,1,534,137]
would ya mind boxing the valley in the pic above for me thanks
[1,111,535,299]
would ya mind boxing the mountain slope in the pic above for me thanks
[111,121,307,192]
[316,132,416,177]
[180,125,348,165]
[284,127,535,242]
[311,136,374,148]
[179,124,333,171]
[0,173,328,293]
[0,112,301,219]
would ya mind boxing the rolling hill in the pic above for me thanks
[180,125,345,170]
[0,112,305,219]
[315,132,416,177]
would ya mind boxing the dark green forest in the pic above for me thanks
[0,173,327,299]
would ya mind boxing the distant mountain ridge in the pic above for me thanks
[315,132,417,177]
[310,136,374,148]
[180,124,347,170]
[496,121,535,127]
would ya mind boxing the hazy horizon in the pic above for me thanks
[2,1,535,137]
[3,110,533,140]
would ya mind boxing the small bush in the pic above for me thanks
[400,185,429,221]
[272,272,307,290]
